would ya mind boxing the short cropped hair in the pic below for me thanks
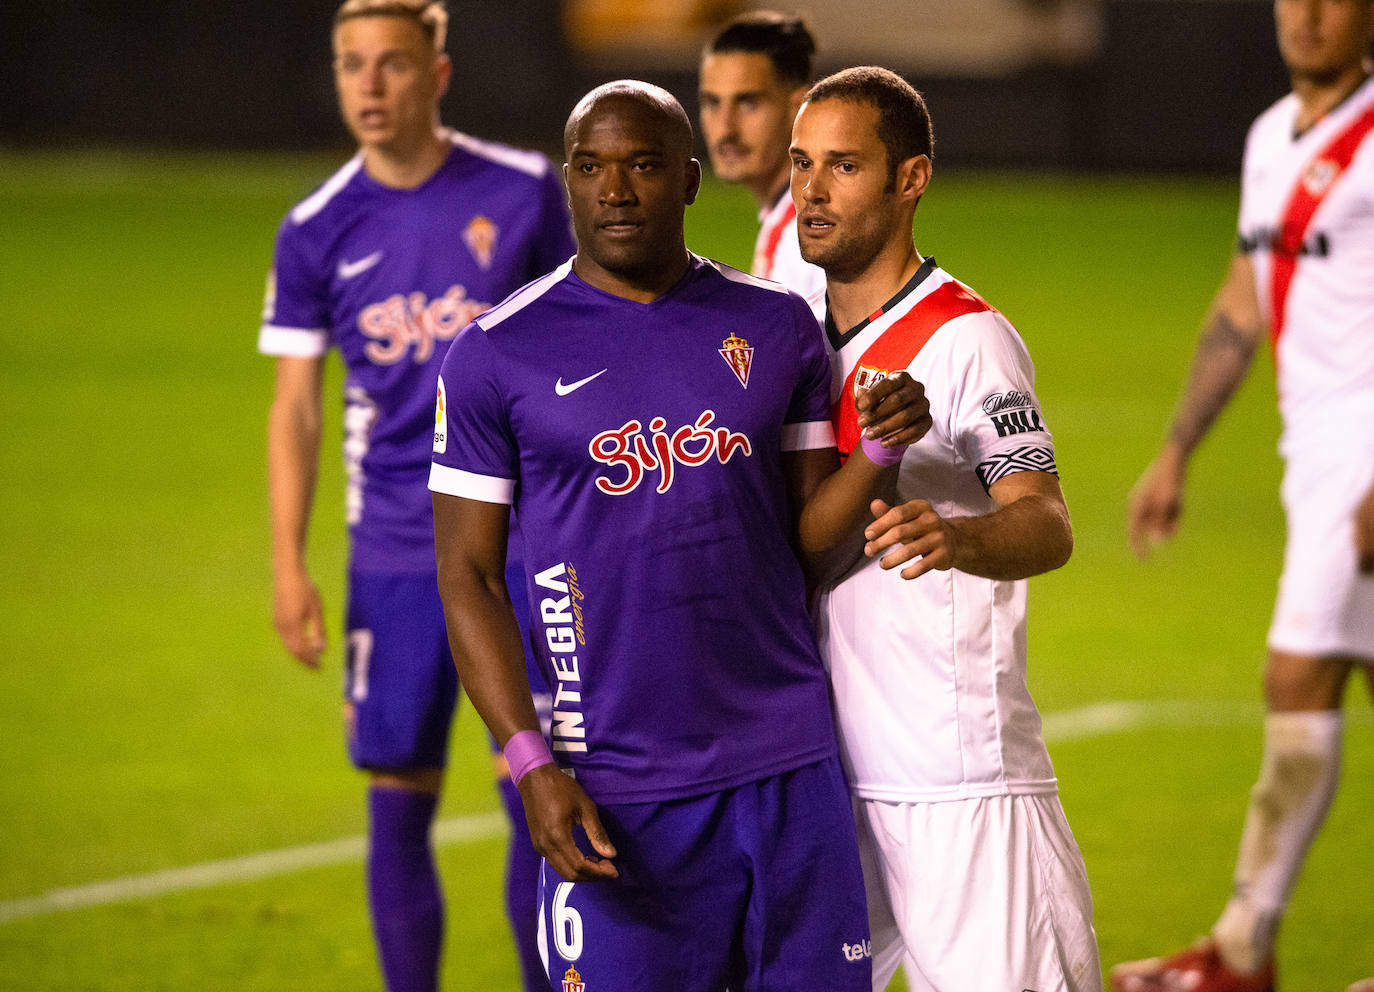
[705,12,816,89]
[805,66,933,186]
[564,80,694,160]
[334,0,448,53]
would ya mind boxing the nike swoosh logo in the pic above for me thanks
[337,251,384,280]
[555,369,608,396]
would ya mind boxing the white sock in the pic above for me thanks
[1212,709,1342,973]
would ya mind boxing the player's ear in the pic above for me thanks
[561,162,574,207]
[685,157,703,206]
[897,154,932,206]
[433,53,452,100]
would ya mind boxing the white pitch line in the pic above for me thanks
[0,810,506,925]
[1041,697,1262,743]
[0,698,1280,926]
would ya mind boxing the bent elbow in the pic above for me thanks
[1048,509,1074,572]
[1053,527,1074,571]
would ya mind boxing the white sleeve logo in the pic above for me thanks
[433,376,447,453]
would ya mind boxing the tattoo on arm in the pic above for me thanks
[1167,309,1259,454]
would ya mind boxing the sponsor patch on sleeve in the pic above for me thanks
[982,390,1047,438]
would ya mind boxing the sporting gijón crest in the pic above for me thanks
[719,333,754,387]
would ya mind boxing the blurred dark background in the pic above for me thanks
[0,0,1288,172]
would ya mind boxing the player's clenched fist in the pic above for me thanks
[863,497,958,580]
[856,371,933,449]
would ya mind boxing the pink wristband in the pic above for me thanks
[860,435,907,467]
[504,730,554,787]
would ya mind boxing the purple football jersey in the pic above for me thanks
[429,255,840,803]
[260,130,574,573]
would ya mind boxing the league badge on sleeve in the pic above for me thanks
[433,376,447,453]
[463,215,498,270]
[719,333,754,388]
[262,269,277,322]
[561,964,586,992]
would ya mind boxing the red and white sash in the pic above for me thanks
[1269,102,1374,349]
[833,281,991,459]
[754,199,797,280]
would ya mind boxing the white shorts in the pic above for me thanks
[856,793,1101,992]
[1268,446,1374,659]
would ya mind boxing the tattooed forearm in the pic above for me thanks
[1166,309,1260,454]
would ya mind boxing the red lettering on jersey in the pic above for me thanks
[1269,104,1374,354]
[590,411,752,495]
[833,281,993,460]
[671,412,717,466]
[589,420,645,495]
[648,417,675,493]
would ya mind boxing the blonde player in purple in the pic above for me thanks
[429,81,931,992]
[259,3,572,990]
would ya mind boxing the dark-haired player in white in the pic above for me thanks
[259,3,572,990]
[792,66,1102,992]
[699,11,826,314]
[430,79,931,992]
[1116,2,1374,990]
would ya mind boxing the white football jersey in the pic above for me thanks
[816,260,1060,802]
[752,189,827,319]
[1238,75,1374,449]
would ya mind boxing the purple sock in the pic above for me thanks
[497,774,549,992]
[368,786,443,992]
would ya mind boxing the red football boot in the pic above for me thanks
[1110,938,1275,992]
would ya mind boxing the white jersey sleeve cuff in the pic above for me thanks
[258,325,329,358]
[781,420,836,452]
[428,463,516,504]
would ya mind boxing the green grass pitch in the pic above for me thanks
[0,150,1370,990]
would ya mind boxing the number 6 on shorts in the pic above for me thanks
[552,881,583,960]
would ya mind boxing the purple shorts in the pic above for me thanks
[538,757,872,992]
[344,567,548,771]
